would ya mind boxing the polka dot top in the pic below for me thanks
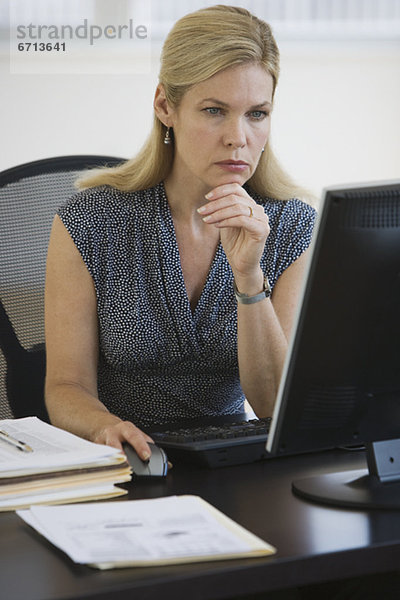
[57,182,316,429]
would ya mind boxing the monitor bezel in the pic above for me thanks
[266,179,400,456]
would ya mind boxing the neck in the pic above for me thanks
[164,171,209,223]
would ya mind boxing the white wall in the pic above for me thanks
[273,42,400,199]
[1,38,399,205]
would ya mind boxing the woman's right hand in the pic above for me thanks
[93,419,155,461]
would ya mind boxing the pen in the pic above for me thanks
[0,430,33,453]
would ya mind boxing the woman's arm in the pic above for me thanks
[45,216,153,459]
[236,249,310,417]
[198,183,311,417]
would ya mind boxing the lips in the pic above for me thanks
[215,160,249,172]
[216,160,249,166]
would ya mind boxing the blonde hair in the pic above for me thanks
[77,5,305,201]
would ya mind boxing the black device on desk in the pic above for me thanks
[123,442,168,477]
[267,180,400,509]
[150,415,271,468]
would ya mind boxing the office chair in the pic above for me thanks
[0,155,124,421]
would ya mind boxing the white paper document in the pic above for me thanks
[18,495,276,568]
[0,417,130,510]
[0,417,125,476]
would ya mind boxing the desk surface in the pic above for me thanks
[2,449,400,600]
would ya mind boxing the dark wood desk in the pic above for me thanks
[2,449,400,600]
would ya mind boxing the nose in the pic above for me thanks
[223,118,246,149]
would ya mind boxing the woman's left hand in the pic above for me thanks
[198,183,270,282]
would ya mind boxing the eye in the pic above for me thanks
[203,107,223,116]
[249,110,268,121]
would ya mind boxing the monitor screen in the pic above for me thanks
[266,180,400,509]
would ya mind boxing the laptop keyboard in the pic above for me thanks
[150,417,272,468]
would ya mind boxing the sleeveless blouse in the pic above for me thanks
[58,182,316,428]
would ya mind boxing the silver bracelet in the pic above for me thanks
[233,276,271,304]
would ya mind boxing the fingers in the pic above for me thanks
[101,420,154,461]
[198,184,269,232]
[199,201,266,227]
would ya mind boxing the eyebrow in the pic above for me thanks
[199,97,272,110]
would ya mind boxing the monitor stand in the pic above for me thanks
[292,440,400,509]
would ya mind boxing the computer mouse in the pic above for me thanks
[122,442,168,478]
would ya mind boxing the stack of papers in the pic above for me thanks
[0,417,131,510]
[18,495,276,569]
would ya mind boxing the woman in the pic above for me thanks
[45,5,316,461]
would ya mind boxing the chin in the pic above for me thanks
[215,174,248,188]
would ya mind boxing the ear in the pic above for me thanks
[154,84,175,127]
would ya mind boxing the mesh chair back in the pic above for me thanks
[0,155,124,420]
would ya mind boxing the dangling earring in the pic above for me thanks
[164,127,171,145]
[261,147,265,153]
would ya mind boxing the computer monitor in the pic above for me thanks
[267,180,400,509]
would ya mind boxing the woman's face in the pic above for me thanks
[167,62,273,195]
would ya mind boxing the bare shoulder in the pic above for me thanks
[47,215,90,278]
[46,215,96,315]
[271,248,311,339]
[45,215,98,359]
